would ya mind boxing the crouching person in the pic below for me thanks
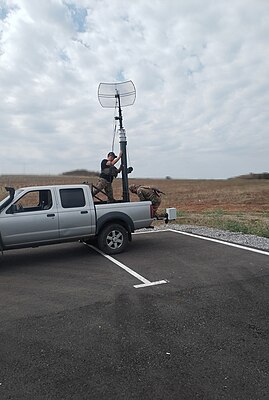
[129,184,165,218]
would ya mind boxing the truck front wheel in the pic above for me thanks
[97,224,129,254]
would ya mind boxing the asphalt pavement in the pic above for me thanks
[0,230,268,400]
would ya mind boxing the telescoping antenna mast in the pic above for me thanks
[98,80,136,202]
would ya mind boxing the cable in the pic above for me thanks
[112,118,117,152]
[127,148,132,167]
[112,97,118,152]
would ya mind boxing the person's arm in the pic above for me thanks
[117,164,123,173]
[137,188,147,201]
[111,150,123,165]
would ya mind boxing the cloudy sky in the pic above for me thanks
[1,0,268,179]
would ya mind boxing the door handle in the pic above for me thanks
[47,214,55,217]
[81,210,88,214]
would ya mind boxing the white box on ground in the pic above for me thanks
[166,207,177,220]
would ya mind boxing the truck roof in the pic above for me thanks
[16,184,91,191]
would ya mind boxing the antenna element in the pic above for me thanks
[98,80,136,202]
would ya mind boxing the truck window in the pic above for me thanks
[6,190,52,213]
[59,188,86,208]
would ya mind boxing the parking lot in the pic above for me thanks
[0,230,269,400]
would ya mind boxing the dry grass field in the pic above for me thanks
[0,174,269,237]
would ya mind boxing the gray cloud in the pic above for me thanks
[0,0,268,178]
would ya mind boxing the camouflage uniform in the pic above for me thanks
[129,185,163,217]
[92,177,114,202]
[92,155,120,202]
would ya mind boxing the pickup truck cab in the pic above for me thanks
[0,185,153,254]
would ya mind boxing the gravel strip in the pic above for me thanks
[144,224,269,252]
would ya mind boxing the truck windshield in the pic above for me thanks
[0,189,23,212]
[0,195,10,207]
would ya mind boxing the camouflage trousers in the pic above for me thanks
[151,198,162,217]
[92,178,114,202]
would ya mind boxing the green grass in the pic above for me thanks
[218,220,269,238]
[174,210,269,238]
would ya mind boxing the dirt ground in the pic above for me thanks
[0,175,268,213]
[1,175,268,236]
[128,178,269,213]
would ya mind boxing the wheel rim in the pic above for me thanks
[106,229,124,249]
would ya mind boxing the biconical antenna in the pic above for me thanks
[97,80,136,202]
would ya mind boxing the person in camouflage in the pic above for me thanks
[92,151,122,202]
[129,184,165,217]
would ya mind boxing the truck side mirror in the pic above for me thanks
[7,204,18,214]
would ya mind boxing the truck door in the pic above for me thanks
[57,187,95,238]
[0,189,59,248]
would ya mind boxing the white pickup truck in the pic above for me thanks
[0,184,154,254]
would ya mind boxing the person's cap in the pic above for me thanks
[129,184,138,192]
[108,151,117,159]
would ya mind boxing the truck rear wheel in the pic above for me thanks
[97,223,129,254]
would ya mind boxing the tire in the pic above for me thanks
[97,223,129,254]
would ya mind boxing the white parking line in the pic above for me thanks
[168,229,269,256]
[135,229,269,256]
[85,244,168,289]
